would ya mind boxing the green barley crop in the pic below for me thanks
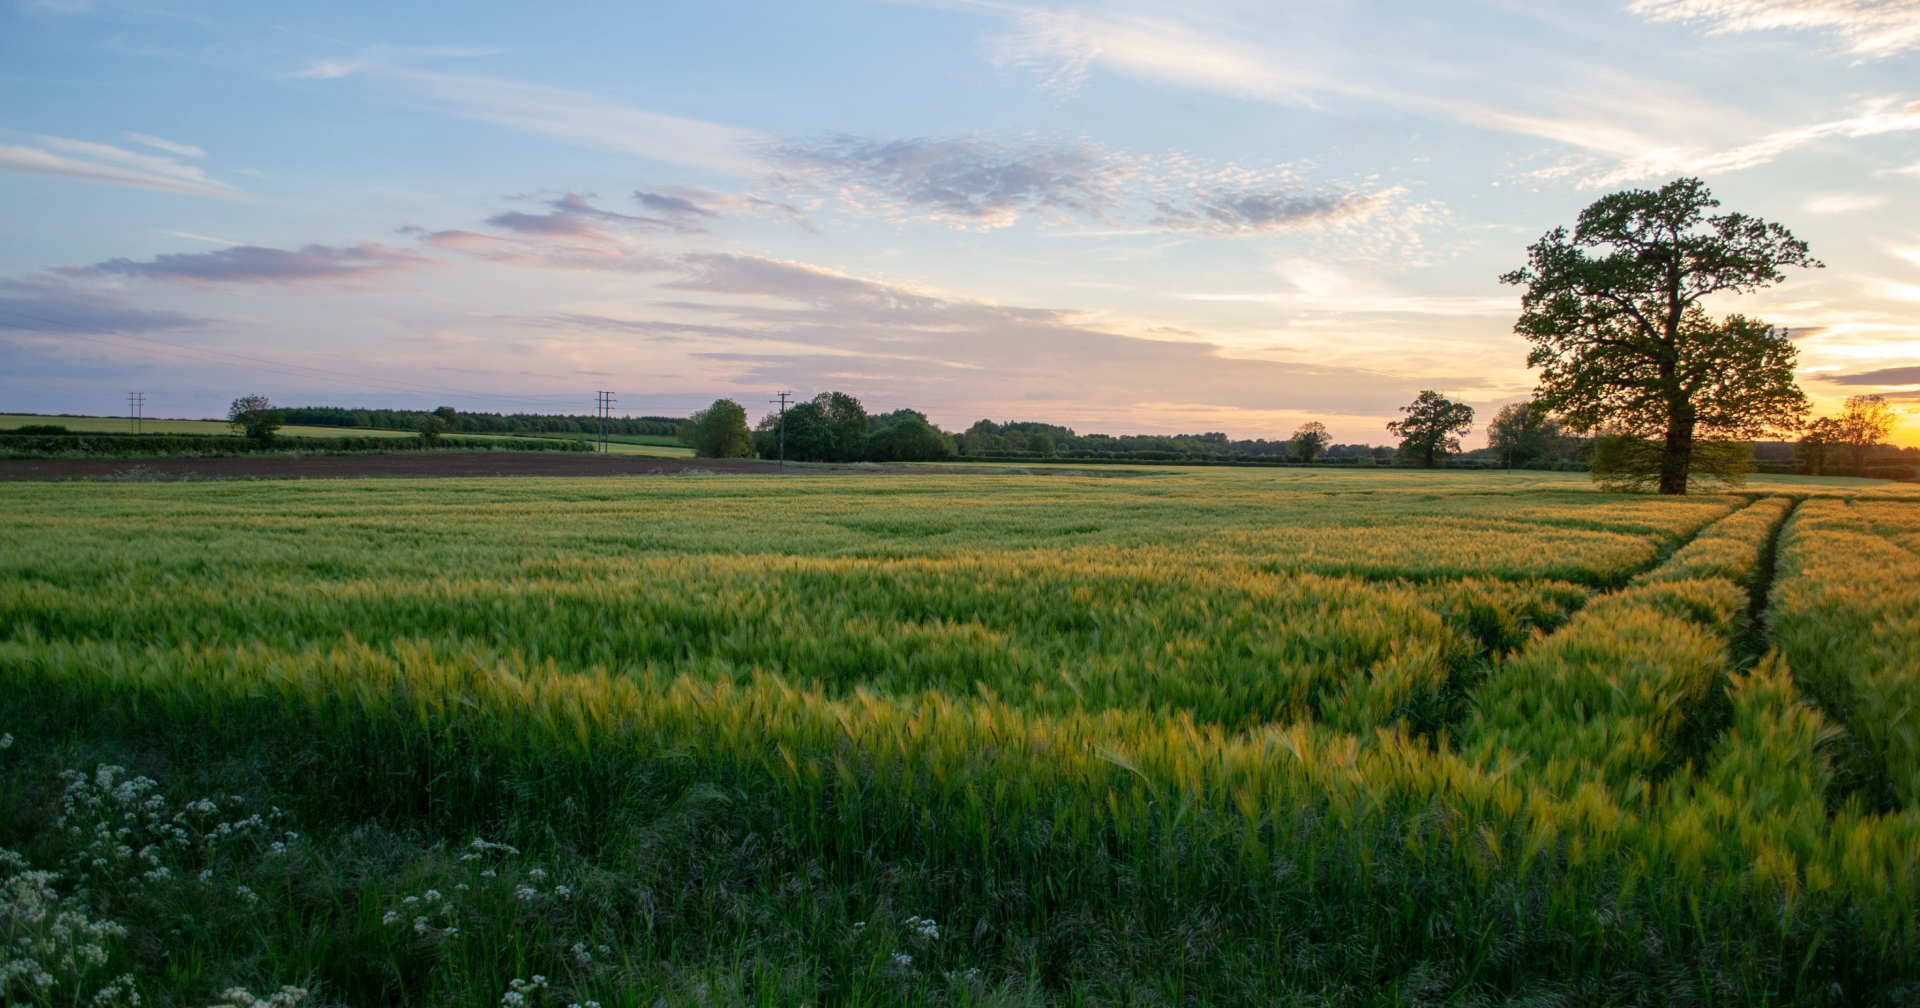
[1,470,1915,1005]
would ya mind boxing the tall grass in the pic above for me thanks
[1768,497,1920,807]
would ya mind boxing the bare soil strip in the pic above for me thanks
[0,454,790,481]
[0,453,1124,481]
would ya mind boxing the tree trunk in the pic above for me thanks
[1660,403,1695,495]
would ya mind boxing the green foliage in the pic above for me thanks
[226,395,284,443]
[1501,177,1816,494]
[756,392,869,462]
[1485,400,1566,467]
[1288,421,1328,463]
[680,398,754,458]
[1387,390,1474,468]
[865,415,954,462]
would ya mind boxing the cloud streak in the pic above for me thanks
[1629,0,1920,56]
[73,242,436,284]
[387,71,763,175]
[0,144,255,200]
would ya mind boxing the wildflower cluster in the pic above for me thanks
[0,847,137,1005]
[54,765,286,890]
[202,985,308,1007]
[499,974,546,1007]
[381,887,459,939]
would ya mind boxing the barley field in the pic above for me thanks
[3,469,1919,1006]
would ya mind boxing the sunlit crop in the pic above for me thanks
[2,469,1916,1005]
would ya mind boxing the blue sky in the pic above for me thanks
[4,0,1919,444]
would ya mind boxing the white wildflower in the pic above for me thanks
[892,951,913,967]
[382,910,401,925]
[204,985,309,1007]
[236,885,260,904]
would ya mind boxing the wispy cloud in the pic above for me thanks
[125,132,205,158]
[1822,364,1920,385]
[484,192,682,240]
[1629,0,1920,57]
[0,143,254,200]
[1154,186,1398,235]
[767,134,1136,227]
[1805,192,1891,213]
[530,252,1433,418]
[71,242,436,284]
[1583,98,1920,185]
[0,277,208,333]
[36,135,217,183]
[989,5,1920,189]
[382,71,762,175]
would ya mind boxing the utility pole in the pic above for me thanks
[594,391,616,453]
[770,391,792,468]
[128,392,144,435]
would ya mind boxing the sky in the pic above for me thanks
[4,0,1919,445]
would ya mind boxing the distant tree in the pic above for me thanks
[1387,391,1474,468]
[433,406,458,428]
[755,401,835,461]
[1501,177,1817,494]
[1795,416,1842,475]
[814,392,869,462]
[1835,394,1897,474]
[1027,432,1056,456]
[418,416,447,445]
[1485,400,1561,468]
[227,395,284,443]
[866,416,954,462]
[1288,421,1329,463]
[681,399,753,458]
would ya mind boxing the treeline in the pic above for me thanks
[951,420,1395,460]
[682,395,955,462]
[279,407,683,437]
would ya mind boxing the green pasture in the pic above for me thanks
[0,412,419,439]
[3,468,1919,1006]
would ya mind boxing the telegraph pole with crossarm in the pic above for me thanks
[770,391,792,468]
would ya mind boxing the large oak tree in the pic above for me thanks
[1501,178,1816,494]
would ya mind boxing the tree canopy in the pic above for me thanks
[1501,177,1816,494]
[1834,394,1897,474]
[1485,400,1564,468]
[227,395,284,442]
[865,415,954,462]
[681,399,753,458]
[1387,391,1474,468]
[1289,421,1329,463]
